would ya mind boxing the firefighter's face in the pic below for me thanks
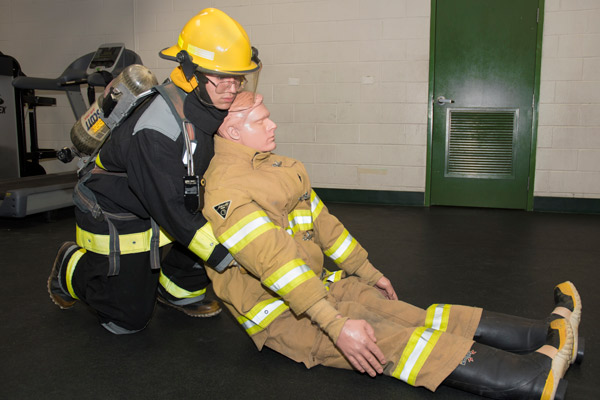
[204,75,240,110]
[237,103,277,152]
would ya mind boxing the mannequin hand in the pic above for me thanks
[374,276,398,300]
[335,318,386,377]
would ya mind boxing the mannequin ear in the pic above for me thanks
[228,126,241,141]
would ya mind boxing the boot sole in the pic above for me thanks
[156,295,223,318]
[47,242,77,310]
[556,281,581,364]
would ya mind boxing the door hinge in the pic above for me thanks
[532,93,535,109]
[537,8,540,23]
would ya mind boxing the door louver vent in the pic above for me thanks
[446,109,517,177]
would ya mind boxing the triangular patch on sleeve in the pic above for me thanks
[213,201,231,219]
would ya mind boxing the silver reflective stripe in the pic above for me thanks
[268,264,311,293]
[329,233,354,260]
[400,328,435,382]
[250,299,286,326]
[430,305,445,330]
[311,196,320,213]
[222,215,271,250]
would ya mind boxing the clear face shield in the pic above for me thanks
[192,47,262,111]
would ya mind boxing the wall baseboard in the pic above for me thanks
[313,188,424,206]
[314,188,600,214]
[533,196,600,214]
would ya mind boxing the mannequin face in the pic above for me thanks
[204,74,239,110]
[236,103,277,152]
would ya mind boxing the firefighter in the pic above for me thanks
[201,92,582,399]
[47,8,261,335]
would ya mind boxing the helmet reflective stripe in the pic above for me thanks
[263,259,316,297]
[310,190,324,220]
[391,327,443,385]
[425,304,452,332]
[237,298,289,335]
[324,229,358,265]
[218,210,276,255]
[286,210,313,235]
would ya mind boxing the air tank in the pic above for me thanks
[70,64,158,156]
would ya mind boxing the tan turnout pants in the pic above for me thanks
[263,277,482,391]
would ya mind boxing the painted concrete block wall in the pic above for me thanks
[536,0,600,199]
[1,0,599,201]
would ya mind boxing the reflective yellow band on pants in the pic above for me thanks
[237,298,290,336]
[76,224,173,255]
[66,248,86,299]
[391,327,443,386]
[159,269,206,299]
[425,304,451,332]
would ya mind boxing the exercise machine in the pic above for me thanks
[0,44,142,218]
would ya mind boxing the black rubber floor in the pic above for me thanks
[1,204,598,399]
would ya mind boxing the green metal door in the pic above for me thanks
[429,0,541,209]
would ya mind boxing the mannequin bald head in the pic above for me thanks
[217,92,277,152]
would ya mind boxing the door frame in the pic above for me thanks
[424,0,546,211]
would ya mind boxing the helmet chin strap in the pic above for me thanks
[192,71,217,107]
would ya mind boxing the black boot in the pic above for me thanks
[474,310,549,354]
[443,342,568,400]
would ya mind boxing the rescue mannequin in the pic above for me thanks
[48,8,261,334]
[201,92,582,399]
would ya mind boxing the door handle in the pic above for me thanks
[436,96,454,105]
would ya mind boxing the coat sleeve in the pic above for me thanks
[310,190,383,285]
[124,128,232,270]
[203,179,349,336]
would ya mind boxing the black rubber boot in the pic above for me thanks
[443,342,568,400]
[474,310,549,354]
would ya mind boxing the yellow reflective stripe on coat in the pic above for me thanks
[286,209,313,235]
[76,225,173,255]
[263,258,316,297]
[237,298,289,335]
[391,327,443,385]
[323,269,344,283]
[425,304,451,332]
[159,270,207,299]
[310,190,324,220]
[322,269,344,291]
[218,210,276,255]
[188,222,220,261]
[66,248,85,299]
[324,229,357,265]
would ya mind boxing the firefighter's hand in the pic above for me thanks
[336,318,386,377]
[375,276,398,300]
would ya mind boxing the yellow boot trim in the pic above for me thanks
[65,249,86,300]
[540,370,555,400]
